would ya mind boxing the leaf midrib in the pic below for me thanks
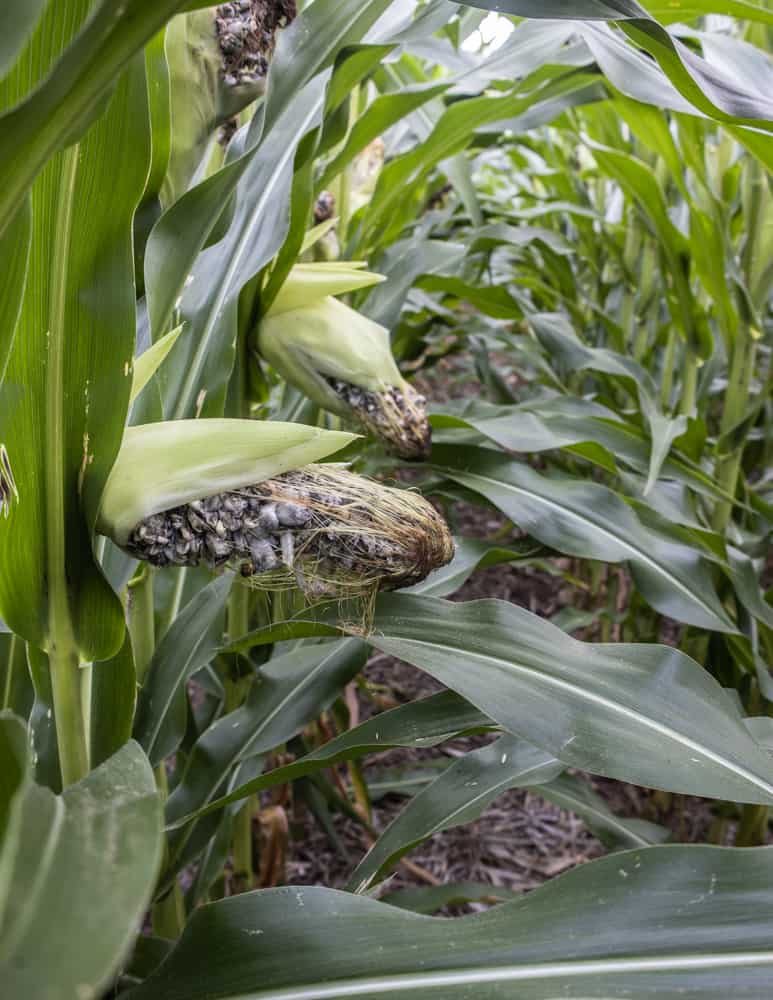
[374,635,773,802]
[227,949,773,1000]
[448,466,732,629]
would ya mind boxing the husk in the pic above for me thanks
[97,420,357,545]
[257,297,432,458]
[267,263,383,316]
[124,465,454,601]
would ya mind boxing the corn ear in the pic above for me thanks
[97,420,356,545]
[124,464,454,599]
[258,295,431,458]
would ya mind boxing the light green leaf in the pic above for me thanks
[130,325,184,405]
[98,420,356,546]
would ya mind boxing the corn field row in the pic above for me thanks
[0,1,771,997]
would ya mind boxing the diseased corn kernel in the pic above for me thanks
[325,377,430,460]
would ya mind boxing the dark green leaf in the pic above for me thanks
[431,444,736,632]
[0,730,162,1000]
[127,844,773,999]
[134,573,232,765]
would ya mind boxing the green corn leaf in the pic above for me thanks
[0,197,30,398]
[0,718,162,1000]
[266,263,384,316]
[130,325,184,405]
[144,0,398,419]
[165,638,368,862]
[167,691,495,829]
[454,0,773,127]
[125,845,773,999]
[0,0,47,79]
[0,55,151,660]
[348,735,563,892]
[430,444,736,632]
[0,0,192,239]
[537,772,670,850]
[134,573,233,766]
[318,81,451,191]
[221,593,773,806]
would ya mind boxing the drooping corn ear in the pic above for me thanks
[257,296,431,459]
[97,420,356,546]
[1,445,19,518]
[266,262,384,316]
[124,464,454,601]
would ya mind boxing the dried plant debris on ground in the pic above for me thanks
[216,0,296,86]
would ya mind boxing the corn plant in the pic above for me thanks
[1,1,773,998]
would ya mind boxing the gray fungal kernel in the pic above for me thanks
[257,502,279,531]
[276,501,312,527]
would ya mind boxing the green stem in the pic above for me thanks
[227,583,255,893]
[152,763,186,938]
[679,350,698,416]
[712,326,756,533]
[659,327,677,411]
[336,84,359,252]
[128,566,156,684]
[159,566,187,639]
[47,145,88,786]
[2,633,23,709]
[735,804,769,846]
[49,642,89,786]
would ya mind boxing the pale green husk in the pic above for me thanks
[97,419,356,545]
[258,295,407,413]
[266,262,384,316]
